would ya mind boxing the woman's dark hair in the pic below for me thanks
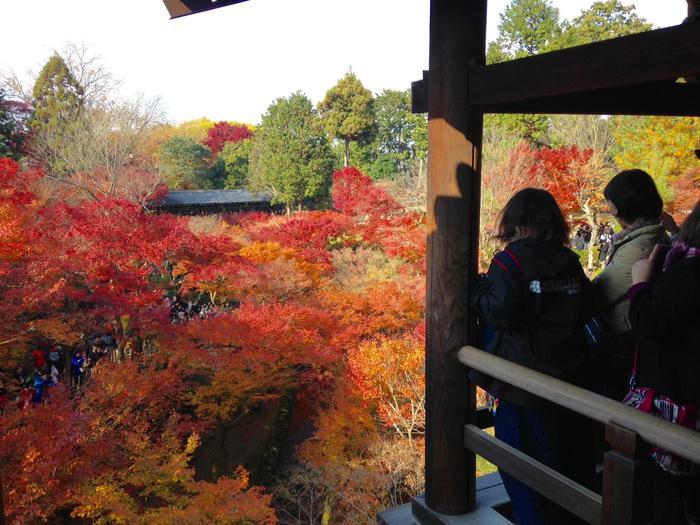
[679,201,700,248]
[603,169,663,223]
[497,188,569,245]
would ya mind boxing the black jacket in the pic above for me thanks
[629,257,700,407]
[472,238,590,406]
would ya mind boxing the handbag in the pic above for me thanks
[623,348,700,476]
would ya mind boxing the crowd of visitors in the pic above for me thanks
[572,223,592,250]
[6,335,116,410]
[572,221,616,262]
[474,169,699,525]
[1,294,217,411]
[167,296,215,324]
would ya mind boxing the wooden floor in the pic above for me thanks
[378,473,511,525]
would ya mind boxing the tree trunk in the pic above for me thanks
[297,201,302,212]
[285,202,291,216]
[585,206,599,274]
[343,138,350,168]
[321,497,332,525]
[114,318,126,363]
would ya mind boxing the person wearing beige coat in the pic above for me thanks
[593,222,668,334]
[591,169,669,399]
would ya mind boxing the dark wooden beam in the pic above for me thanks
[411,71,429,114]
[482,81,700,116]
[470,21,700,106]
[162,0,249,19]
[690,0,700,19]
[413,78,700,116]
[464,424,602,525]
[424,0,486,516]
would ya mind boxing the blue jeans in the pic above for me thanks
[495,399,594,525]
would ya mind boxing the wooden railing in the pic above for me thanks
[458,346,700,525]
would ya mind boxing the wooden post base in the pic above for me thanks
[378,474,511,525]
[411,495,510,525]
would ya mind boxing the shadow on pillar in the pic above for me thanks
[415,160,490,525]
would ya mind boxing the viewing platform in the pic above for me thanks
[379,473,511,525]
[379,346,700,525]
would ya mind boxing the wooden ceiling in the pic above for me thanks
[162,0,249,19]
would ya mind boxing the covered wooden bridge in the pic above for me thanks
[162,1,700,523]
[149,189,271,215]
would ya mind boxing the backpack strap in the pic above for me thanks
[491,248,535,332]
[492,249,526,282]
[629,346,639,389]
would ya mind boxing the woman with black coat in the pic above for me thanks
[628,201,700,525]
[472,188,594,525]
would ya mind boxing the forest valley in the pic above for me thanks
[0,118,698,525]
[0,158,427,524]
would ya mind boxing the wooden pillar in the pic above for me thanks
[425,0,486,515]
[688,0,699,18]
[601,423,651,525]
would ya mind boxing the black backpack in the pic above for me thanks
[493,248,589,376]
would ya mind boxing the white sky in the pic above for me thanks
[0,0,688,125]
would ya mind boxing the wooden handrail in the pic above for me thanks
[458,346,700,465]
[464,424,602,524]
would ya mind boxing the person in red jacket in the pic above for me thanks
[32,349,46,370]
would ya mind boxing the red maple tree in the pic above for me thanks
[332,167,402,218]
[203,122,253,155]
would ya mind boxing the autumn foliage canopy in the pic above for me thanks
[0,158,427,524]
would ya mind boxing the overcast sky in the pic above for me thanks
[0,1,688,124]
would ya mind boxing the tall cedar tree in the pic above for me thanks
[495,0,561,57]
[249,92,334,213]
[318,72,375,168]
[486,0,651,143]
[29,54,84,176]
[30,54,83,139]
[485,0,560,142]
[552,0,652,49]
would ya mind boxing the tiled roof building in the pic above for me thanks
[150,189,271,215]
